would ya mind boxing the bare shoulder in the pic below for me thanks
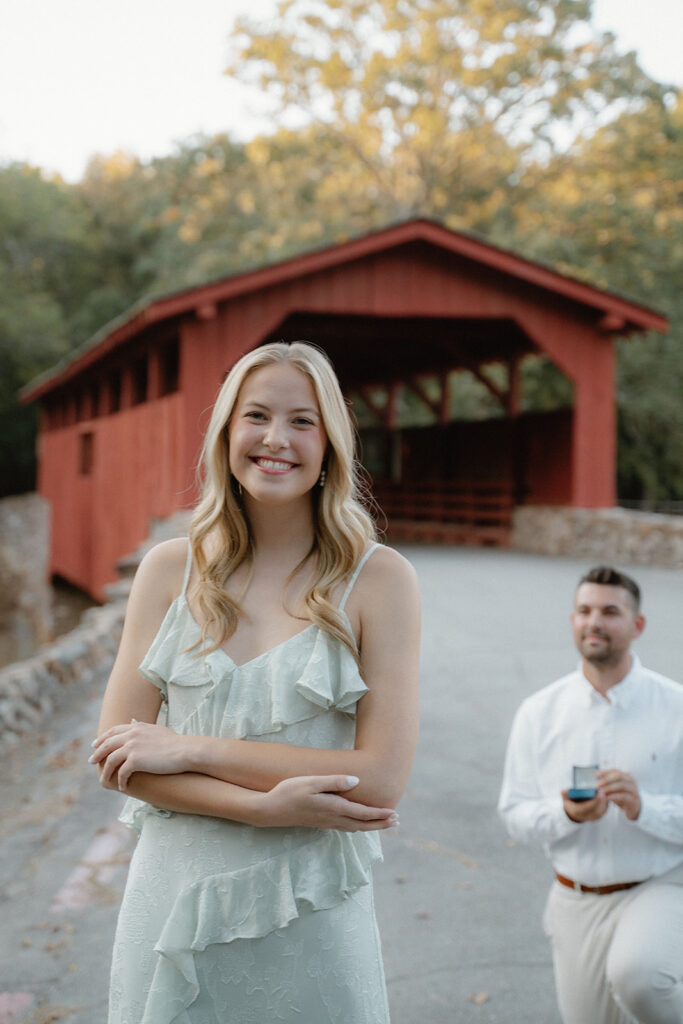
[351,545,420,671]
[105,538,191,683]
[366,544,417,586]
[130,537,189,608]
[351,544,420,614]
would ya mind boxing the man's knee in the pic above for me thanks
[608,953,681,1024]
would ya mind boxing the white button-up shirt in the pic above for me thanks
[498,656,683,886]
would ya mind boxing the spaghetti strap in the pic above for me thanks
[181,539,193,597]
[339,544,379,611]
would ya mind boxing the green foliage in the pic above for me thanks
[521,356,573,413]
[2,1,682,502]
[0,165,90,495]
[617,334,683,502]
[509,95,683,498]
[227,0,668,227]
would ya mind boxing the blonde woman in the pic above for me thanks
[91,341,420,1023]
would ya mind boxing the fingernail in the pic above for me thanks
[91,739,98,748]
[346,775,359,786]
[87,754,95,763]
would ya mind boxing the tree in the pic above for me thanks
[0,164,96,494]
[510,94,683,499]
[225,2,681,499]
[226,0,666,230]
[5,2,681,501]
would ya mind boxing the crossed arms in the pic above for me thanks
[91,540,420,832]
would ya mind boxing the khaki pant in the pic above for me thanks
[543,863,683,1024]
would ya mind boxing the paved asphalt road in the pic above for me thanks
[1,547,681,1024]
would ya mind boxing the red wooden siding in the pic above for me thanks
[40,392,185,599]
[23,220,666,599]
[174,242,620,514]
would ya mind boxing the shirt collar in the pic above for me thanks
[576,653,643,709]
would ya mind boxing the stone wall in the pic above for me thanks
[3,504,680,750]
[0,510,191,752]
[0,493,53,664]
[512,506,683,569]
[0,601,125,753]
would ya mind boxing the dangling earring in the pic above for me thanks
[238,481,243,496]
[318,467,326,488]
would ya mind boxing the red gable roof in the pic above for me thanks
[22,217,668,403]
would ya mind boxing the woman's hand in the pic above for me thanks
[90,720,190,792]
[255,775,398,831]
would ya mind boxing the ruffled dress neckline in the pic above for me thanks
[109,545,389,1024]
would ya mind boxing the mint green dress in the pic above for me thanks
[108,545,389,1024]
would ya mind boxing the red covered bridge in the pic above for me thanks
[22,219,667,600]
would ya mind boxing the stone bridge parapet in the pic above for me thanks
[512,506,683,569]
[2,505,681,750]
[0,601,126,753]
[0,510,192,752]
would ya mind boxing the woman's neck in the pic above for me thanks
[244,496,316,567]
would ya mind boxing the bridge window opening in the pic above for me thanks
[75,389,87,422]
[91,381,105,418]
[44,397,63,430]
[83,384,97,420]
[79,432,94,476]
[131,355,148,406]
[107,369,122,413]
[160,338,179,395]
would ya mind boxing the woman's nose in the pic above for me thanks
[263,422,288,449]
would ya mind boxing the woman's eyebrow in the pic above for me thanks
[241,401,318,415]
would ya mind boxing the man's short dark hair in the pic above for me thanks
[578,566,641,611]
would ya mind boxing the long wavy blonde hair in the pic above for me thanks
[188,341,377,657]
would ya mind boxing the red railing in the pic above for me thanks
[371,478,514,546]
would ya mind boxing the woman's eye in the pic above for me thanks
[245,411,265,420]
[294,418,314,426]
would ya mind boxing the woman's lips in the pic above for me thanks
[250,456,298,473]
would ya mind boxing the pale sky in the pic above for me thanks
[1,0,681,183]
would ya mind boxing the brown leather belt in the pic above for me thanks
[555,872,645,896]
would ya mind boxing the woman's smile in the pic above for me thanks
[229,363,327,502]
[250,456,299,474]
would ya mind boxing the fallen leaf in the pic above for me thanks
[466,992,489,1005]
[46,753,74,769]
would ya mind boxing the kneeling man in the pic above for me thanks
[499,566,683,1024]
